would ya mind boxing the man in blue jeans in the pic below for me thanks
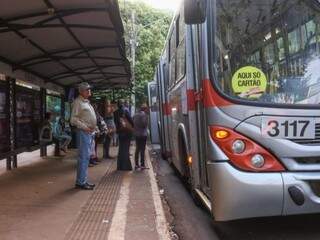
[70,82,97,190]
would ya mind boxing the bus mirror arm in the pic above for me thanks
[184,0,207,25]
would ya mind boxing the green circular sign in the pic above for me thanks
[232,66,267,98]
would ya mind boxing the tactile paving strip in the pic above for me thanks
[65,160,123,240]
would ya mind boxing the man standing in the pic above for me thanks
[70,82,96,190]
[133,103,149,170]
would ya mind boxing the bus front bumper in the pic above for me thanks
[208,162,320,221]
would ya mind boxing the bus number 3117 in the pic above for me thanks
[262,118,315,139]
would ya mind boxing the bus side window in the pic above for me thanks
[169,24,177,87]
[176,9,186,82]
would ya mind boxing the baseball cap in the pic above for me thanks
[78,82,91,92]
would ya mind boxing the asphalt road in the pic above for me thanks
[151,148,320,240]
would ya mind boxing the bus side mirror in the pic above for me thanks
[184,0,207,25]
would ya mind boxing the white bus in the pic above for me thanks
[155,0,320,221]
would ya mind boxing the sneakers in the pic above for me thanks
[86,182,95,188]
[89,160,98,167]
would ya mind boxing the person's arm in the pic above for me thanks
[58,123,64,137]
[98,114,108,132]
[70,100,90,131]
[113,110,121,130]
[142,114,148,128]
[125,111,134,126]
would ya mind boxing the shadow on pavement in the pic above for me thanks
[151,147,320,240]
[213,214,320,240]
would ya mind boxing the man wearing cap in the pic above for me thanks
[70,82,96,190]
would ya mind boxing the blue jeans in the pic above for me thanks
[59,133,72,149]
[76,130,93,185]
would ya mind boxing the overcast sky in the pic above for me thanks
[125,0,182,11]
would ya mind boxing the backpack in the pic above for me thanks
[40,125,52,143]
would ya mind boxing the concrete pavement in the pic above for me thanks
[0,145,170,240]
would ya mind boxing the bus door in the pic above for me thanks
[148,82,160,144]
[160,60,171,159]
[191,24,211,195]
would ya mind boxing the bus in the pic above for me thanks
[154,0,320,221]
[148,81,160,144]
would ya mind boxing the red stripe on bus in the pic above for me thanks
[203,79,232,107]
[187,89,196,111]
[162,103,172,116]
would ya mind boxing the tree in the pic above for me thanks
[119,0,173,107]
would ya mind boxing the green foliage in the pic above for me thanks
[46,95,61,115]
[119,0,173,106]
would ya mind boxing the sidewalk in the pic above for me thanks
[0,145,170,240]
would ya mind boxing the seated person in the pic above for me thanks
[53,117,72,153]
[64,120,72,135]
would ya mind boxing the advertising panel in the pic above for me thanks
[16,86,41,148]
[0,83,9,153]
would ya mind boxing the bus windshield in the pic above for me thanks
[214,0,320,105]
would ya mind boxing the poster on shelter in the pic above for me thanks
[16,87,41,148]
[0,86,10,154]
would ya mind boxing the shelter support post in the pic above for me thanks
[6,157,11,170]
[61,96,65,120]
[7,77,17,169]
[40,88,47,157]
[12,155,17,169]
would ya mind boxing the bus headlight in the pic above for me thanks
[232,140,245,154]
[251,154,265,168]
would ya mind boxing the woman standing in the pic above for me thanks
[103,100,116,159]
[133,103,149,170]
[113,99,134,171]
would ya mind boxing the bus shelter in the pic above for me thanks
[0,0,131,170]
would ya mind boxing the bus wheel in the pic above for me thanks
[179,135,201,207]
[158,121,167,160]
[179,135,191,185]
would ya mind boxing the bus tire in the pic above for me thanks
[158,121,168,160]
[178,132,191,183]
[178,133,201,207]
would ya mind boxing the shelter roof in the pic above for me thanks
[0,0,131,89]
